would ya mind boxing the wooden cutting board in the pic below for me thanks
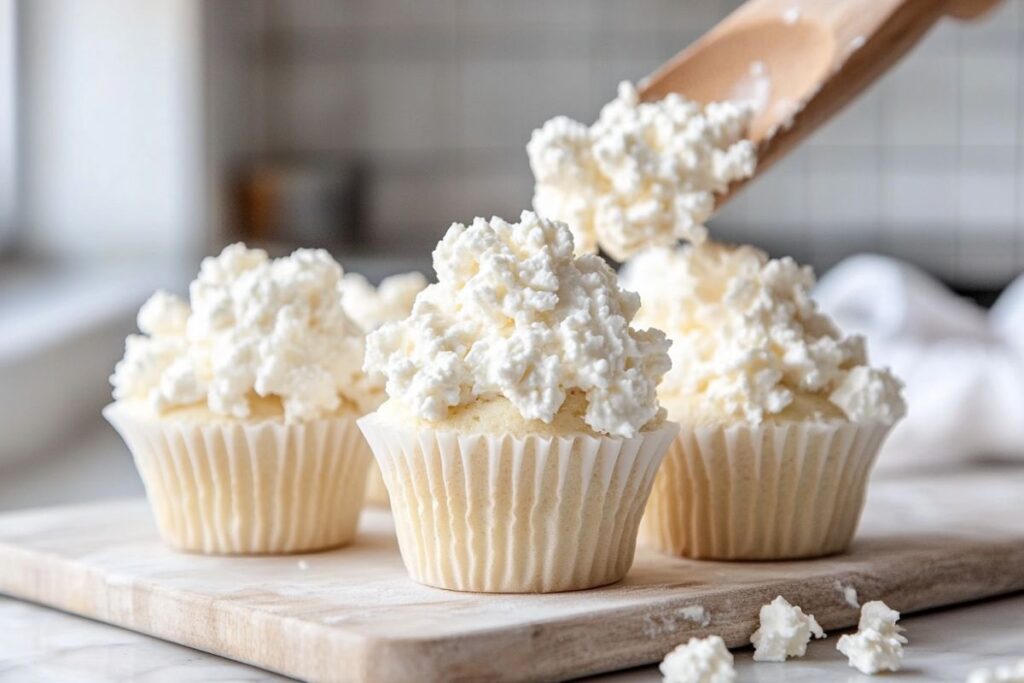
[1,467,1022,683]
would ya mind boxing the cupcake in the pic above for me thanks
[358,211,678,593]
[105,244,378,555]
[623,242,906,560]
[339,271,428,506]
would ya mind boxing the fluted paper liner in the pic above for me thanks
[364,462,391,507]
[104,404,373,555]
[358,415,679,593]
[640,420,893,560]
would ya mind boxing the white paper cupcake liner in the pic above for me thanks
[364,462,391,507]
[357,415,678,593]
[104,404,373,555]
[640,420,892,560]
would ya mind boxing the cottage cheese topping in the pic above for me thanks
[111,243,373,422]
[528,82,756,260]
[659,635,737,683]
[829,366,906,425]
[837,601,908,675]
[621,243,906,425]
[340,271,427,332]
[968,660,1024,683]
[750,596,825,662]
[364,211,671,438]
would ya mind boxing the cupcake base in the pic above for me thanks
[104,404,373,555]
[640,420,892,560]
[358,415,678,593]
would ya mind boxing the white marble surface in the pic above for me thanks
[0,597,288,682]
[1,592,1022,682]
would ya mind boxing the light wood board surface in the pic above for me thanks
[1,467,1023,683]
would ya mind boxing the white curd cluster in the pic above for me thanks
[528,82,756,260]
[837,601,908,675]
[661,598,919,681]
[659,635,737,683]
[364,211,671,438]
[111,244,374,422]
[750,596,826,662]
[621,242,906,425]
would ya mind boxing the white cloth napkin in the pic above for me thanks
[815,254,1024,473]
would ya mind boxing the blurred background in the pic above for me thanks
[1,0,1023,509]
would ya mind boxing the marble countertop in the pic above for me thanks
[2,591,1022,682]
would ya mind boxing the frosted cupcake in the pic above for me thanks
[623,242,906,560]
[339,270,428,506]
[105,244,377,555]
[358,211,678,593]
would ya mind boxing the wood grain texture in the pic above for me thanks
[1,467,1023,683]
[639,0,1002,208]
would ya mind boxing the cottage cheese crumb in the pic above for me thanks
[680,605,711,627]
[111,243,374,422]
[834,580,860,608]
[837,600,907,674]
[364,211,671,438]
[750,596,825,662]
[528,82,756,260]
[660,635,737,683]
[967,660,1024,683]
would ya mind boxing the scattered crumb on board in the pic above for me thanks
[643,605,711,638]
[834,579,860,609]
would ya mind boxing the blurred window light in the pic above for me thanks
[10,0,203,260]
[0,0,14,252]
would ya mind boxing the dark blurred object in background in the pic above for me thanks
[236,158,367,250]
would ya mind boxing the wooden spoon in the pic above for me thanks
[639,0,1001,207]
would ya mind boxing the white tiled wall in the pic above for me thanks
[246,0,1024,287]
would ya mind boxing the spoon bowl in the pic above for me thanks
[640,0,1003,208]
